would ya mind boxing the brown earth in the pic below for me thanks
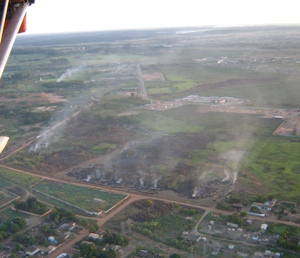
[143,72,165,81]
[0,93,66,104]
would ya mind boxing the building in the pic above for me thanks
[252,199,277,211]
[261,223,268,232]
[227,222,238,228]
[88,233,103,240]
[228,244,234,250]
[25,246,40,256]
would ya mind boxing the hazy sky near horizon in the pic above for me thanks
[25,0,300,34]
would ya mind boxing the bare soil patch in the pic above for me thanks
[0,93,66,104]
[273,116,300,136]
[143,72,165,81]
[40,93,67,103]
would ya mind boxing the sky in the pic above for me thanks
[25,0,300,34]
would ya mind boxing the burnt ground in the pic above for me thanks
[67,131,236,200]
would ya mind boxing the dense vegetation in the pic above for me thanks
[48,207,77,224]
[15,197,49,215]
[78,229,128,258]
[0,217,26,240]
[268,224,300,252]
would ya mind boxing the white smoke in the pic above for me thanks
[222,169,231,182]
[139,177,144,187]
[57,67,81,82]
[84,175,91,182]
[93,168,102,180]
[152,175,161,188]
[192,187,200,198]
[232,171,238,184]
[31,96,90,153]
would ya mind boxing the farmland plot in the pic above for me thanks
[33,180,127,213]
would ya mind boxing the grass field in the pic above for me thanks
[243,139,300,199]
[33,180,127,212]
[0,168,41,188]
[0,208,30,220]
[0,187,19,207]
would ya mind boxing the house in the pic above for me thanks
[15,251,27,258]
[261,223,268,232]
[264,250,276,257]
[140,250,160,258]
[25,246,40,256]
[80,241,93,246]
[36,245,56,255]
[88,233,103,241]
[231,203,243,210]
[108,244,121,252]
[228,244,234,250]
[59,222,76,232]
[227,222,238,228]
[3,242,18,251]
[48,236,58,244]
[48,245,56,254]
[252,199,277,212]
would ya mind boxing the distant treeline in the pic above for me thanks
[0,105,51,125]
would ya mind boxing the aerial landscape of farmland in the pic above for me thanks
[0,25,300,257]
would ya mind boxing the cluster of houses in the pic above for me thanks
[0,222,77,258]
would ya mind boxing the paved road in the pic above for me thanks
[136,64,149,100]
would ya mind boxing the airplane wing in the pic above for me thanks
[0,136,9,153]
[0,0,34,78]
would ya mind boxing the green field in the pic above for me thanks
[0,168,41,188]
[0,207,30,220]
[243,139,300,199]
[33,180,127,212]
[0,187,19,207]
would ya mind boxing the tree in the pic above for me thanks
[240,211,247,217]
[88,223,99,233]
[146,199,154,209]
[14,243,22,252]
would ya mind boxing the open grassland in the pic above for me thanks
[243,139,300,200]
[140,105,281,136]
[0,178,14,187]
[0,168,41,188]
[0,188,19,207]
[33,180,127,212]
[0,207,30,219]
